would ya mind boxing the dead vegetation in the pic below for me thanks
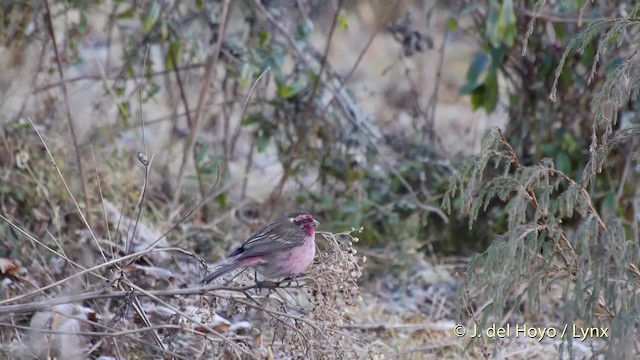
[0,130,371,358]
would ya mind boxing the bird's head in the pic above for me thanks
[286,212,319,235]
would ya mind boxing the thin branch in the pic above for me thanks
[327,0,400,103]
[27,117,107,263]
[0,247,193,306]
[137,66,271,255]
[0,279,310,315]
[423,27,449,145]
[32,63,207,93]
[171,0,233,215]
[43,0,92,229]
[305,0,343,111]
[125,46,154,256]
[0,214,92,276]
[124,280,256,358]
[139,44,149,155]
[91,146,114,258]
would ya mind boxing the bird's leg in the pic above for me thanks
[253,269,263,295]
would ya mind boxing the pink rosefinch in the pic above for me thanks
[200,212,319,284]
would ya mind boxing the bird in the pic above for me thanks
[200,211,319,284]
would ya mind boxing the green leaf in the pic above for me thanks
[117,101,131,127]
[14,189,25,203]
[580,43,595,67]
[79,13,88,35]
[295,20,313,41]
[338,13,349,31]
[144,83,161,101]
[600,192,616,213]
[256,131,271,152]
[485,5,500,47]
[258,30,269,45]
[165,39,180,70]
[483,72,498,113]
[216,192,228,207]
[242,113,267,126]
[447,16,458,31]
[278,79,307,99]
[470,86,486,111]
[539,54,554,76]
[488,45,507,72]
[239,62,255,90]
[160,20,169,40]
[555,152,571,174]
[0,185,11,194]
[561,132,578,153]
[469,71,498,113]
[114,86,125,97]
[459,82,479,95]
[141,2,161,32]
[497,0,517,47]
[117,7,135,19]
[388,212,400,225]
[541,143,556,157]
[460,52,489,95]
[194,142,209,165]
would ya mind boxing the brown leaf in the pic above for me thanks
[0,258,22,277]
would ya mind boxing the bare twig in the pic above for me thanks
[32,63,207,93]
[15,38,47,120]
[123,280,256,358]
[328,0,400,103]
[138,66,271,259]
[0,247,192,306]
[251,0,381,140]
[27,117,107,263]
[305,0,343,111]
[423,27,449,145]
[121,281,167,353]
[125,45,154,256]
[266,0,343,204]
[139,44,149,155]
[114,147,163,353]
[43,0,92,228]
[91,146,114,258]
[0,278,310,315]
[1,322,198,338]
[171,0,232,216]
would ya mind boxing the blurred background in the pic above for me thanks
[1,0,636,358]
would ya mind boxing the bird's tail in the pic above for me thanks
[200,262,239,285]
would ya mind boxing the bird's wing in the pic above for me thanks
[228,220,307,259]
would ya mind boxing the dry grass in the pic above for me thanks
[0,130,371,358]
[0,118,370,358]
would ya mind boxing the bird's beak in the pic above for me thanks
[312,219,320,228]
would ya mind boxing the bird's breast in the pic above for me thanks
[280,235,316,275]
